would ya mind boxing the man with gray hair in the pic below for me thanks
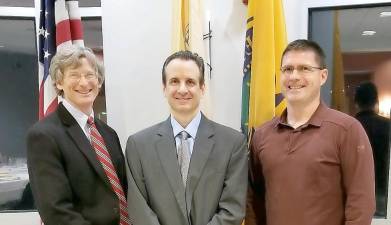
[27,46,129,225]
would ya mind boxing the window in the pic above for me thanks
[0,0,34,7]
[310,3,391,221]
[80,0,100,7]
[0,17,37,211]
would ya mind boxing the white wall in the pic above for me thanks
[205,0,247,130]
[101,0,171,146]
[102,0,247,146]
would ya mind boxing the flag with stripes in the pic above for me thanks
[241,0,287,138]
[38,0,84,119]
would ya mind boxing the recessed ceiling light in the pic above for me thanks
[362,30,376,36]
[380,11,391,17]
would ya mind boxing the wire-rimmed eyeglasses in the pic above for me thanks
[280,65,324,74]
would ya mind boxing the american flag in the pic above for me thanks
[38,0,84,119]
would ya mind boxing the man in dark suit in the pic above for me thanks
[355,81,390,217]
[125,51,248,225]
[27,46,129,225]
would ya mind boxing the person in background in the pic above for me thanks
[355,81,390,218]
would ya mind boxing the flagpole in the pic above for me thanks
[203,20,212,79]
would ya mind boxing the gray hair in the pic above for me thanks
[49,45,104,96]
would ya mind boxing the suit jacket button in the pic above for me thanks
[114,207,119,214]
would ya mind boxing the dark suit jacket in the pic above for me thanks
[125,115,248,225]
[27,103,127,225]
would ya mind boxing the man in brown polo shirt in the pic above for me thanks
[246,39,375,225]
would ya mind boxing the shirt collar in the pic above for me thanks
[356,109,376,117]
[171,111,202,139]
[62,99,94,128]
[277,101,326,129]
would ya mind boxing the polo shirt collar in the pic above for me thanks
[277,101,327,129]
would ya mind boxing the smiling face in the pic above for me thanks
[56,57,101,115]
[163,58,205,119]
[280,50,328,107]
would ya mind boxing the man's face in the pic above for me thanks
[56,57,101,115]
[280,50,327,106]
[163,58,205,118]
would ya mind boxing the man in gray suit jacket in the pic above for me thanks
[125,50,248,225]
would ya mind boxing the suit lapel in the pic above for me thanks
[185,115,215,213]
[155,118,188,218]
[58,103,112,189]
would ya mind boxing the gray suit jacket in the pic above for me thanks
[125,115,248,225]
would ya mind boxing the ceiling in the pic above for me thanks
[339,5,391,52]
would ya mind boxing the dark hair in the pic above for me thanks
[281,39,326,69]
[354,81,378,110]
[162,50,205,85]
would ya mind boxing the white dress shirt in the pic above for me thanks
[62,99,94,141]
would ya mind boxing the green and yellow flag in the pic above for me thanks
[172,0,212,117]
[241,0,287,137]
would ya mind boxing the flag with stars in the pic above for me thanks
[38,0,84,119]
[241,0,287,138]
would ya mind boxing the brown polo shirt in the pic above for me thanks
[246,103,375,225]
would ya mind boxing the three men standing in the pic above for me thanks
[27,41,375,225]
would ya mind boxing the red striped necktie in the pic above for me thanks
[87,117,131,225]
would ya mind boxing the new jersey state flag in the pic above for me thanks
[241,0,287,137]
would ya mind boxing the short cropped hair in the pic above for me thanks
[281,39,326,69]
[354,81,378,110]
[49,45,104,96]
[162,50,205,86]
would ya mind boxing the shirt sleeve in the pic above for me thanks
[245,131,267,225]
[340,120,376,225]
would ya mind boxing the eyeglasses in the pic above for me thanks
[66,73,98,82]
[280,65,324,74]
